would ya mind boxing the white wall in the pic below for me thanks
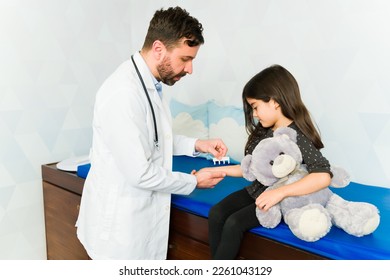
[0,0,136,259]
[0,0,389,259]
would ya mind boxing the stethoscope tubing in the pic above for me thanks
[131,55,159,150]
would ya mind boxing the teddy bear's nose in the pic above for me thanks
[272,154,297,178]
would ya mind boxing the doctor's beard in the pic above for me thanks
[157,56,187,86]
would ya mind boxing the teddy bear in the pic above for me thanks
[240,127,380,242]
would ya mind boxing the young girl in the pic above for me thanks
[204,64,333,259]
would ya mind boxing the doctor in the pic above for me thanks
[76,6,228,259]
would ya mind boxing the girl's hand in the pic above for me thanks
[255,172,332,211]
[255,188,285,211]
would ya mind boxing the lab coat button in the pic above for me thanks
[165,205,170,211]
[165,134,171,140]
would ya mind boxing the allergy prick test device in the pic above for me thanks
[212,156,230,165]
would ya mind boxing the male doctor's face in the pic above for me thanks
[157,39,200,86]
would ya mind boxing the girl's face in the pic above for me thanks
[246,97,280,129]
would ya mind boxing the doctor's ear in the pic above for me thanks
[152,40,167,61]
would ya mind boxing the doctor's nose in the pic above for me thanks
[184,61,193,74]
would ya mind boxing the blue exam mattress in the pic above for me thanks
[77,155,390,260]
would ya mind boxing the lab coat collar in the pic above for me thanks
[132,52,159,91]
[132,52,163,106]
[131,52,170,122]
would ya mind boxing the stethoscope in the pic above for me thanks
[131,55,159,150]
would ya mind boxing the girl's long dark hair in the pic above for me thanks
[243,65,324,150]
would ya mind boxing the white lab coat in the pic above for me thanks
[76,52,198,260]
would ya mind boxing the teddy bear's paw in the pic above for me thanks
[360,214,380,236]
[285,204,331,242]
[329,166,350,188]
[256,206,281,228]
[327,195,380,236]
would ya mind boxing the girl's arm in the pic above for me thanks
[195,164,243,177]
[255,172,331,211]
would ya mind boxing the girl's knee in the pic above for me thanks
[224,215,244,233]
[209,203,224,221]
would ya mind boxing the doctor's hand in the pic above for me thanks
[195,138,228,159]
[192,169,226,189]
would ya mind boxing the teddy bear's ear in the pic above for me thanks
[240,155,257,181]
[273,127,297,143]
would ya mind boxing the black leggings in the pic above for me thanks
[208,188,260,259]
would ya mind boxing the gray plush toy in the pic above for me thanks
[241,127,380,242]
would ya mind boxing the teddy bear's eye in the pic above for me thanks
[279,152,285,155]
[269,160,274,165]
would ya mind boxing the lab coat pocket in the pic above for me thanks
[114,195,156,247]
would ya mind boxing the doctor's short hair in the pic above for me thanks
[142,6,204,51]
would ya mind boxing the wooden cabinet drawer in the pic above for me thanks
[168,231,210,260]
[43,182,89,260]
